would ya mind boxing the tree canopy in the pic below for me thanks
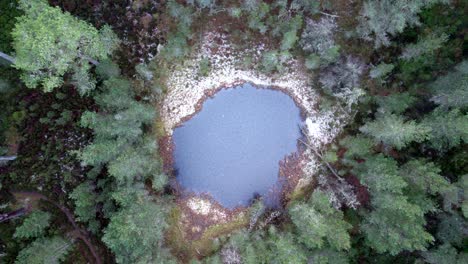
[11,0,118,93]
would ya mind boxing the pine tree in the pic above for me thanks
[429,60,468,109]
[264,228,308,264]
[308,249,349,264]
[399,159,450,195]
[69,182,100,232]
[289,190,351,251]
[436,213,467,247]
[375,92,416,115]
[357,0,450,48]
[422,243,468,264]
[102,196,172,264]
[369,63,395,81]
[300,17,338,64]
[13,211,51,239]
[400,31,448,61]
[15,236,72,264]
[79,77,166,187]
[422,108,468,151]
[10,0,118,93]
[360,114,430,150]
[352,155,435,255]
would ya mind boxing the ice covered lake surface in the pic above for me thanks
[172,83,302,208]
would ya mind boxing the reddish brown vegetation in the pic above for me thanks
[177,193,246,240]
[158,135,175,175]
[278,151,309,202]
[345,174,370,207]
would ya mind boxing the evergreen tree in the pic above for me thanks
[79,77,166,188]
[300,17,338,64]
[69,181,100,232]
[265,229,308,264]
[13,211,51,240]
[400,31,448,61]
[357,0,450,47]
[308,249,349,264]
[375,92,416,115]
[429,60,468,109]
[15,236,72,264]
[10,0,118,93]
[422,243,468,264]
[422,108,468,151]
[360,114,430,150]
[102,195,172,264]
[369,63,395,80]
[289,190,351,251]
[351,155,436,255]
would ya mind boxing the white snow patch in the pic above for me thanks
[187,197,228,222]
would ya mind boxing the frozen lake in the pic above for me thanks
[172,83,302,208]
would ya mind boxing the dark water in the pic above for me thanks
[173,83,302,208]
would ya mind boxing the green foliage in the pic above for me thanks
[107,137,162,184]
[15,236,72,264]
[290,0,320,14]
[13,211,51,239]
[422,243,468,264]
[188,0,216,10]
[228,7,242,18]
[135,63,154,81]
[96,59,121,80]
[167,0,194,26]
[260,50,291,73]
[225,227,309,264]
[161,0,193,60]
[289,190,351,250]
[246,2,270,34]
[354,154,406,193]
[69,182,100,232]
[429,60,468,109]
[308,249,349,264]
[399,159,449,212]
[436,213,467,246]
[300,17,338,65]
[360,114,430,150]
[102,197,171,264]
[198,58,211,77]
[375,92,416,115]
[323,150,338,163]
[161,32,191,59]
[400,31,448,61]
[369,63,394,80]
[280,30,299,51]
[357,0,450,48]
[422,108,468,151]
[12,0,119,93]
[351,155,437,255]
[261,51,280,73]
[361,197,433,255]
[265,229,308,264]
[80,79,149,155]
[305,54,321,70]
[397,1,466,83]
[340,136,374,160]
[279,15,303,51]
[79,76,166,188]
[400,159,449,195]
